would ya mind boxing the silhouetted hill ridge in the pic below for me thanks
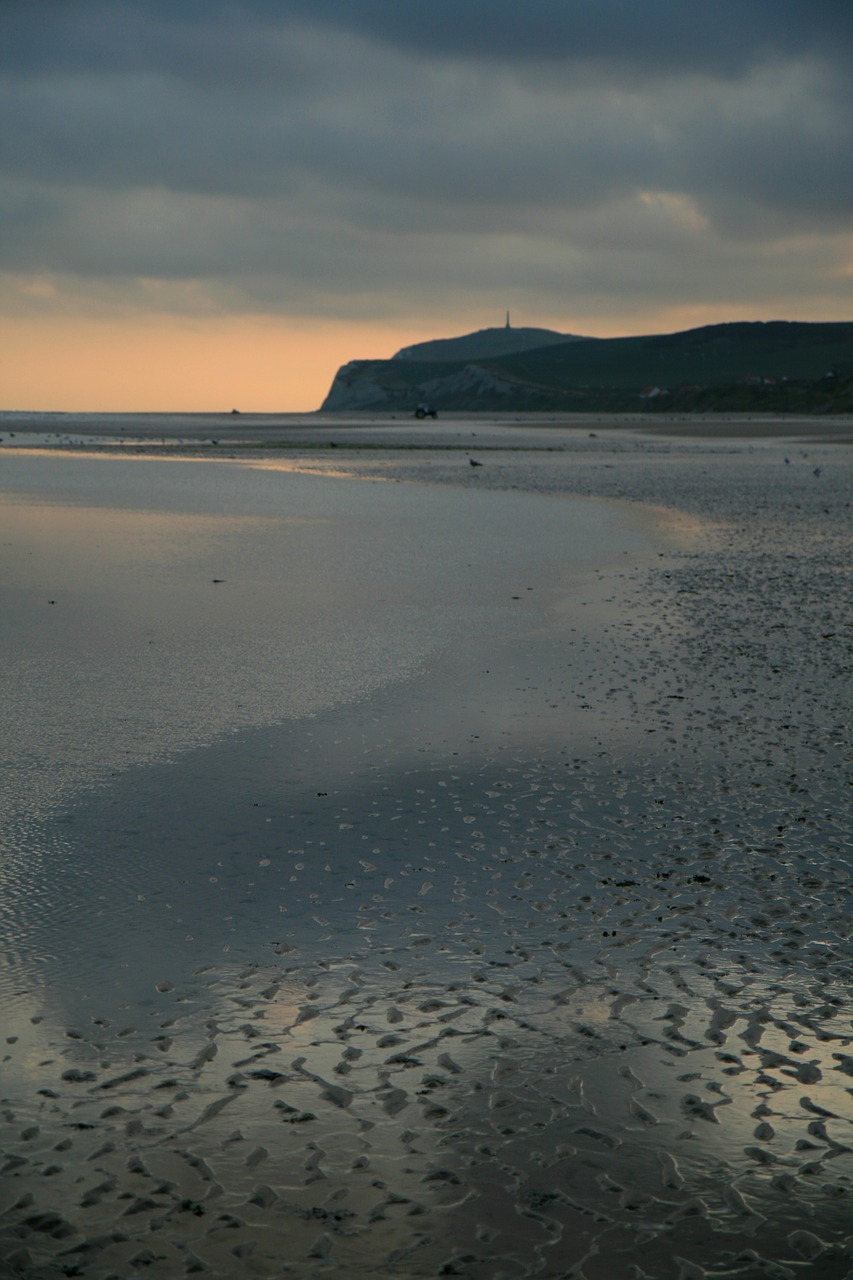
[393,325,588,363]
[320,320,853,412]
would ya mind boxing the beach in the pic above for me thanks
[1,414,852,1279]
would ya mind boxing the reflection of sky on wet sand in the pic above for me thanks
[5,920,853,1279]
[0,449,677,1023]
[0,452,665,829]
[2,625,678,1022]
[2,449,852,1278]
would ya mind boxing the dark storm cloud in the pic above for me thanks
[1,0,851,321]
[5,0,850,76]
[284,0,853,75]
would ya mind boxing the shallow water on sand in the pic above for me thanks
[0,452,650,825]
[0,452,664,1007]
[1,449,852,1279]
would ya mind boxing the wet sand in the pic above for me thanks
[2,407,853,450]
[1,417,852,1278]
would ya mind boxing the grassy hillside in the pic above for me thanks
[491,322,853,392]
[393,325,587,362]
[320,321,853,412]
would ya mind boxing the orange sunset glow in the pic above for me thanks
[2,2,850,414]
[5,295,850,414]
[0,314,442,414]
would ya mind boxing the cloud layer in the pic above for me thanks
[2,0,852,332]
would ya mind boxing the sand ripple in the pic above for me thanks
[2,430,852,1277]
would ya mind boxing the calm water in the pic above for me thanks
[0,450,661,1005]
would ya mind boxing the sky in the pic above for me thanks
[1,0,852,411]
